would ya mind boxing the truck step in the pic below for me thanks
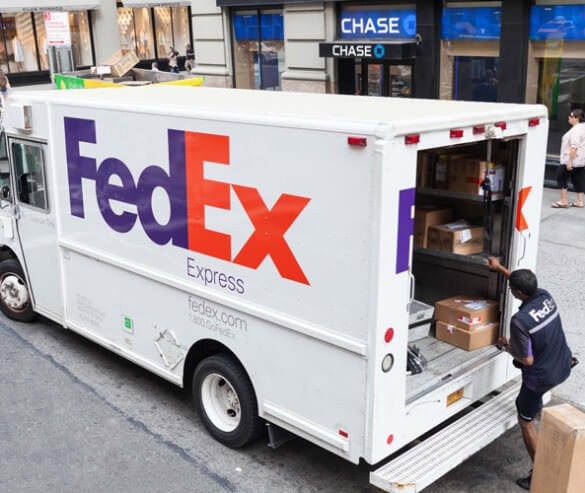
[370,380,522,493]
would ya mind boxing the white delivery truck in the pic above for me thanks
[0,87,547,491]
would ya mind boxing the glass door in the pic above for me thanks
[356,60,413,97]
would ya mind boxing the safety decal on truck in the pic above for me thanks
[64,117,311,285]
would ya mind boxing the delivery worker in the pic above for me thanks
[487,257,575,490]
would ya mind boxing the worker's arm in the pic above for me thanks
[497,337,534,366]
[487,256,511,278]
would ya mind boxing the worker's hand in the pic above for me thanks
[487,256,502,271]
[567,164,573,171]
[496,337,509,351]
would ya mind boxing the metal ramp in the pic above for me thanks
[371,380,522,492]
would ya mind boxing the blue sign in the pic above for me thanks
[441,7,501,40]
[234,13,283,41]
[339,10,416,40]
[530,5,585,40]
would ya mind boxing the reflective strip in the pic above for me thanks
[528,310,559,335]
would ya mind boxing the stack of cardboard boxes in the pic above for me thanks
[416,152,505,196]
[414,208,484,256]
[434,296,499,351]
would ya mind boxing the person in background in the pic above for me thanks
[487,257,575,490]
[0,70,11,108]
[151,62,160,72]
[552,108,585,208]
[168,47,180,74]
[185,44,195,72]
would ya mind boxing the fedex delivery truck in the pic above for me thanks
[0,87,547,491]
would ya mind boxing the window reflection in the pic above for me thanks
[232,9,284,90]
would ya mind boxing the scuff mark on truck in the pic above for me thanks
[153,328,187,370]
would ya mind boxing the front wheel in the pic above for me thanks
[192,354,263,448]
[0,258,35,322]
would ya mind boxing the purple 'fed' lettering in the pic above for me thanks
[396,187,415,274]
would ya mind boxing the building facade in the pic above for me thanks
[192,0,585,163]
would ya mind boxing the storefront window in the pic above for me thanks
[118,6,190,61]
[527,4,585,159]
[232,10,284,90]
[439,4,501,102]
[69,11,93,67]
[133,8,155,60]
[33,13,49,71]
[118,7,136,52]
[154,7,172,57]
[172,7,190,56]
[2,13,39,73]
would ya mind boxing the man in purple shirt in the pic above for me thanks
[488,257,574,490]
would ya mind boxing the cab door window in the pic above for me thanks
[0,133,10,193]
[11,142,48,211]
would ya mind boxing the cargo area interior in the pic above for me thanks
[406,138,521,404]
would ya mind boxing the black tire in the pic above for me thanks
[0,258,35,322]
[192,354,263,448]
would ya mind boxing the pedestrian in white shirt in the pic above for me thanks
[553,108,585,208]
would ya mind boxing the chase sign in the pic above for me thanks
[340,10,417,39]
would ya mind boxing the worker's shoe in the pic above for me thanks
[515,470,532,491]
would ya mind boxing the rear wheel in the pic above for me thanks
[0,258,35,322]
[192,354,262,448]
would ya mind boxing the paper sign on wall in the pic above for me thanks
[44,12,71,47]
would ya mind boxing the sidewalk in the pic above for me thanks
[538,187,584,408]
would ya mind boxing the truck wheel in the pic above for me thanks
[0,258,35,322]
[192,354,262,448]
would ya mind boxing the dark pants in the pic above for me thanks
[556,164,585,193]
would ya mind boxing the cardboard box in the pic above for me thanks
[448,159,506,195]
[435,155,449,189]
[427,221,484,255]
[448,159,487,195]
[531,404,585,493]
[436,321,498,351]
[104,50,139,77]
[414,206,453,248]
[435,295,499,330]
[416,153,435,188]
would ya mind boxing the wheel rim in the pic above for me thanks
[0,273,29,313]
[201,373,241,432]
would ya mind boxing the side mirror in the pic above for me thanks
[1,185,11,201]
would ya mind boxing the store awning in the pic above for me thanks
[0,0,99,12]
[121,0,190,7]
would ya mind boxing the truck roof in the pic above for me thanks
[15,86,548,136]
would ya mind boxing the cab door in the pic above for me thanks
[0,132,20,250]
[8,138,63,321]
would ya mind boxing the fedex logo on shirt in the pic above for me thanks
[529,299,556,322]
[64,117,311,285]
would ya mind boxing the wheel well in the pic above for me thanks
[0,246,18,263]
[183,339,252,395]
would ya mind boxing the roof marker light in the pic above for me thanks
[528,118,540,127]
[450,129,464,139]
[405,134,420,145]
[495,122,507,130]
[339,430,349,438]
[348,137,367,147]
[473,125,486,135]
[387,434,394,445]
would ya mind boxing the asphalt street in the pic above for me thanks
[0,187,582,493]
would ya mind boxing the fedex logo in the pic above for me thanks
[529,299,556,322]
[64,117,311,285]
